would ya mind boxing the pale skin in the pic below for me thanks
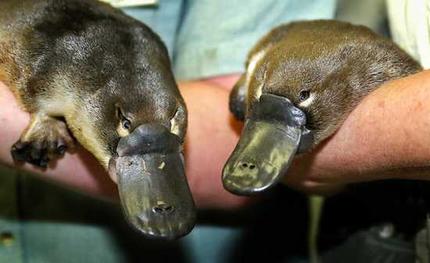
[1,70,430,209]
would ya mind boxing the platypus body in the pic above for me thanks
[223,20,424,261]
[223,20,422,194]
[0,0,195,239]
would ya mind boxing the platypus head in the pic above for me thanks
[106,80,194,240]
[223,41,357,195]
[68,19,195,239]
[223,20,421,195]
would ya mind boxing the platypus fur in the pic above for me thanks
[0,0,195,239]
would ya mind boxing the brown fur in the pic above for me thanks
[0,41,27,108]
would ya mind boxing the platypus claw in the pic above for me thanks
[11,141,50,168]
[11,140,69,168]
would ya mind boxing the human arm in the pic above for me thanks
[284,70,430,193]
[2,70,430,207]
[192,71,430,195]
[0,79,249,209]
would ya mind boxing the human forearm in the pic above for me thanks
[3,70,430,204]
[0,80,249,208]
[284,70,430,192]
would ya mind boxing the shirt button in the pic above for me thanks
[0,232,15,246]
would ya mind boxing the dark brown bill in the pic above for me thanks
[223,94,312,195]
[109,124,196,239]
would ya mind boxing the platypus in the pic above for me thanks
[0,0,195,239]
[222,20,422,195]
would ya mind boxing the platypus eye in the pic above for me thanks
[299,90,310,102]
[116,106,132,130]
[122,119,131,130]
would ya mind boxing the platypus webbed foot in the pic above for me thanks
[11,114,74,168]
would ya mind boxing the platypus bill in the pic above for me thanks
[223,20,421,195]
[0,0,195,239]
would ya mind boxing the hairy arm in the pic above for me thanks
[284,70,430,193]
[1,70,430,208]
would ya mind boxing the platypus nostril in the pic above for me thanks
[240,162,257,170]
[152,202,175,215]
